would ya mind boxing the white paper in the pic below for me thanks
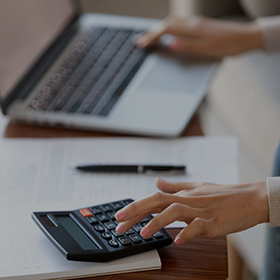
[0,205,160,280]
[0,136,238,279]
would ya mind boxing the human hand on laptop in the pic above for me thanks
[135,16,264,57]
[115,177,269,244]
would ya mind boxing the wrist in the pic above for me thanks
[245,21,265,51]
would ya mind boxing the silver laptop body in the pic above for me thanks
[0,0,217,137]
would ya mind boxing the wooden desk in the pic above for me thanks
[4,115,228,280]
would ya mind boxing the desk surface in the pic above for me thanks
[4,115,228,280]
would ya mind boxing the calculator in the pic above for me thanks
[32,199,172,262]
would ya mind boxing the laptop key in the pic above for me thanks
[32,27,147,116]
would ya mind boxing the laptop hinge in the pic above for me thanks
[1,18,79,115]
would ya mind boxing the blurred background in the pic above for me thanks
[79,0,243,18]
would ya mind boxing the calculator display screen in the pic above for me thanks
[56,216,99,250]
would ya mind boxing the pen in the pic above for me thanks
[75,164,186,174]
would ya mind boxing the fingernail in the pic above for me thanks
[116,223,124,233]
[115,210,125,221]
[169,40,181,51]
[141,226,150,238]
[174,236,181,245]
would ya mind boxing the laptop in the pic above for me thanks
[0,0,217,137]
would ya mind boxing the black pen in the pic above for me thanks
[75,164,186,174]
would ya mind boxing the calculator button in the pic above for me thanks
[96,214,109,222]
[129,234,143,244]
[143,236,153,241]
[133,224,143,232]
[153,231,164,239]
[125,228,135,235]
[79,208,93,217]
[94,225,105,232]
[141,216,151,223]
[101,232,112,240]
[111,202,124,210]
[100,204,112,212]
[104,221,116,230]
[86,216,99,224]
[107,211,116,220]
[111,229,124,237]
[109,239,119,248]
[118,236,132,246]
[91,207,102,215]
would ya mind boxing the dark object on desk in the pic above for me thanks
[1,0,217,137]
[76,164,186,174]
[32,198,172,262]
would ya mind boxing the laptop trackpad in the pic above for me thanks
[139,55,215,94]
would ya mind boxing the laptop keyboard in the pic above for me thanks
[27,27,148,117]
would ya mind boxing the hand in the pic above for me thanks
[135,16,264,57]
[115,177,269,245]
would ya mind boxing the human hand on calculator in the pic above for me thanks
[115,177,268,245]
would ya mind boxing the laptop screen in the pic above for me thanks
[0,0,76,100]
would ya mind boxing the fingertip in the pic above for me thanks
[155,177,168,190]
[140,226,150,238]
[135,37,145,47]
[116,223,124,233]
[131,34,142,44]
[135,35,151,48]
[155,177,165,183]
[174,236,182,245]
[115,209,126,221]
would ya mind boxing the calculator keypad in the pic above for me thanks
[79,199,164,250]
[96,214,109,222]
[129,234,142,244]
[109,239,119,248]
[118,236,131,246]
[101,232,112,240]
[91,207,102,215]
[86,216,98,224]
[94,225,105,232]
[104,221,116,230]
[100,205,112,212]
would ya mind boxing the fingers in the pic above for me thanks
[136,19,170,49]
[115,213,150,234]
[174,218,210,245]
[140,203,197,239]
[156,177,196,193]
[136,16,205,49]
[115,191,177,222]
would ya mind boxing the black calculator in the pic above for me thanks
[32,199,172,262]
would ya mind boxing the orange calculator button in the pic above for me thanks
[79,208,93,217]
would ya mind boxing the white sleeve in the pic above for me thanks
[257,16,280,52]
[266,177,280,227]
